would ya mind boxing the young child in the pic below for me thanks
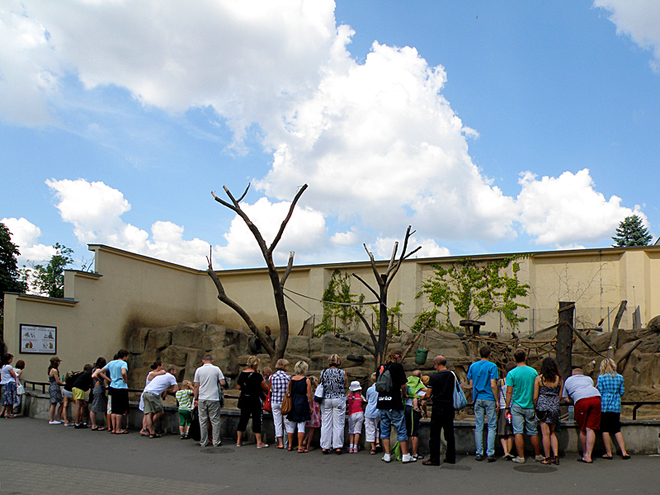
[364,372,381,454]
[347,381,366,453]
[406,370,426,413]
[302,375,321,451]
[498,361,516,460]
[175,380,195,439]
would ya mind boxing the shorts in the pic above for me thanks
[179,409,192,427]
[142,392,164,414]
[107,391,113,415]
[72,387,86,401]
[404,405,421,437]
[63,389,74,399]
[511,403,538,436]
[110,388,129,415]
[497,408,514,436]
[575,396,601,431]
[600,412,621,434]
[348,412,364,435]
[379,409,408,442]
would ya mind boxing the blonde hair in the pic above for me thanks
[181,380,193,390]
[246,355,260,368]
[328,354,342,366]
[600,358,617,376]
[275,359,289,371]
[294,361,309,375]
[370,372,377,382]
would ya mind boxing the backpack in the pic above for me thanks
[375,364,394,395]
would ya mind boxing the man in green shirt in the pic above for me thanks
[505,349,542,463]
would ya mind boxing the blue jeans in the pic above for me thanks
[474,399,497,456]
[379,409,408,441]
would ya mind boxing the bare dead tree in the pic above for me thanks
[352,225,421,368]
[208,183,308,362]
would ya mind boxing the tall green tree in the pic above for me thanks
[32,243,74,298]
[1,223,27,334]
[612,215,653,247]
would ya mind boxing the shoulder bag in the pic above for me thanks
[281,380,293,415]
[450,371,468,411]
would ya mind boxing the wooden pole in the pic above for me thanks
[556,302,575,382]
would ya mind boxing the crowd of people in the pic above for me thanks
[26,344,632,464]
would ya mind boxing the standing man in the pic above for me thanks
[467,346,499,462]
[95,349,130,434]
[142,365,178,438]
[505,349,542,463]
[421,355,456,466]
[562,367,601,463]
[193,354,226,447]
[377,349,412,463]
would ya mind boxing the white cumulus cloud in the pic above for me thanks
[516,169,643,247]
[46,178,214,269]
[1,217,56,264]
[594,0,660,71]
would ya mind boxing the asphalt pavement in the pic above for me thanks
[0,416,657,495]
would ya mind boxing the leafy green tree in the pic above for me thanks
[612,215,653,247]
[315,269,365,336]
[1,223,27,326]
[31,243,74,298]
[418,256,529,332]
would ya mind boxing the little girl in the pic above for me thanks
[175,380,195,439]
[302,375,321,451]
[497,361,516,460]
[347,381,365,453]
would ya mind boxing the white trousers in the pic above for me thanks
[364,416,380,443]
[271,402,291,440]
[286,421,306,434]
[320,398,346,449]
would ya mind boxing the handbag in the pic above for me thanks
[314,370,325,403]
[281,382,292,415]
[263,379,272,412]
[451,371,468,411]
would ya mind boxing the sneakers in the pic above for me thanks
[414,454,425,460]
[48,420,62,425]
[401,453,416,463]
[382,453,392,463]
[503,453,515,461]
[475,454,485,461]
[487,455,497,463]
[74,423,88,429]
[512,456,526,464]
[534,454,545,462]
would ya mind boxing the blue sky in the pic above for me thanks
[1,0,659,272]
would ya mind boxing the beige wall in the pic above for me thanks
[4,244,660,383]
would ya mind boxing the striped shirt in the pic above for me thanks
[270,370,291,404]
[176,389,194,410]
[597,373,625,413]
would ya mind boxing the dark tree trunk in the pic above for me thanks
[556,301,574,382]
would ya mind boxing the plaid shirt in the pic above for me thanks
[597,373,625,413]
[269,370,291,403]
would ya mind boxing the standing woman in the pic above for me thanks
[319,354,347,454]
[236,355,269,448]
[286,361,313,452]
[269,359,291,449]
[90,357,108,431]
[48,357,65,424]
[533,357,563,465]
[597,358,630,459]
[1,353,19,418]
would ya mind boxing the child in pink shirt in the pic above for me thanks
[347,381,366,453]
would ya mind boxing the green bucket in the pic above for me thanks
[414,348,428,365]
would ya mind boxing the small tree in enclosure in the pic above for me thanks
[314,269,365,337]
[207,183,308,363]
[418,256,529,332]
[612,215,653,247]
[350,226,421,368]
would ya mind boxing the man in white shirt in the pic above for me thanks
[194,354,227,447]
[142,365,178,438]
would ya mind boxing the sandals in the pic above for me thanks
[370,449,377,455]
[540,457,552,465]
[298,447,306,453]
[149,433,161,438]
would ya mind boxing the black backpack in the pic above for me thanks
[375,364,394,395]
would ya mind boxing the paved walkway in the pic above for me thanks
[1,416,658,495]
